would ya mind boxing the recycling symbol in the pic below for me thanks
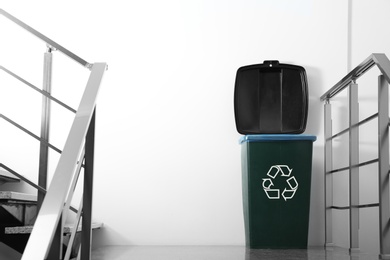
[262,165,298,201]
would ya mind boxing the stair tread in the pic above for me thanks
[0,170,20,183]
[0,191,37,202]
[5,222,103,234]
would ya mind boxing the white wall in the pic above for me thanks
[0,0,350,248]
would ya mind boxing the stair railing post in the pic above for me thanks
[378,74,390,259]
[349,81,359,252]
[324,99,333,247]
[81,108,96,260]
[38,46,53,210]
[40,46,64,260]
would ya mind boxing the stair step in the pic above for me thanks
[0,193,38,225]
[0,191,37,203]
[0,170,20,185]
[4,222,103,234]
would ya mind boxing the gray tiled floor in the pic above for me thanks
[91,246,382,260]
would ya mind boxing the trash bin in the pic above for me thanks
[240,134,316,249]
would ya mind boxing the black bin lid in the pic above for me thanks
[234,60,308,134]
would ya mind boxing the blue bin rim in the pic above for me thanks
[239,134,317,144]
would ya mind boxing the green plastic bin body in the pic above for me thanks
[240,134,316,249]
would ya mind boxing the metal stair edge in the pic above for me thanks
[0,170,20,185]
[0,191,37,203]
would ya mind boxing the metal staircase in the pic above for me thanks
[0,9,107,260]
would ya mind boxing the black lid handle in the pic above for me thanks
[263,60,279,67]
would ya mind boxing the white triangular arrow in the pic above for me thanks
[267,166,280,179]
[286,176,298,189]
[282,188,297,201]
[262,178,274,189]
[279,165,293,177]
[265,189,280,199]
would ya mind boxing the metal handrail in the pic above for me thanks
[21,62,106,260]
[0,113,62,153]
[329,113,379,140]
[0,9,91,69]
[0,65,76,113]
[320,53,390,101]
[0,163,46,193]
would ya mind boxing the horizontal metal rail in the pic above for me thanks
[330,203,380,210]
[0,114,62,153]
[0,9,91,69]
[329,113,379,140]
[321,53,390,101]
[328,158,379,174]
[0,163,46,193]
[21,62,107,260]
[0,66,76,113]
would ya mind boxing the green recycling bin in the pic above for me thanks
[240,134,316,249]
